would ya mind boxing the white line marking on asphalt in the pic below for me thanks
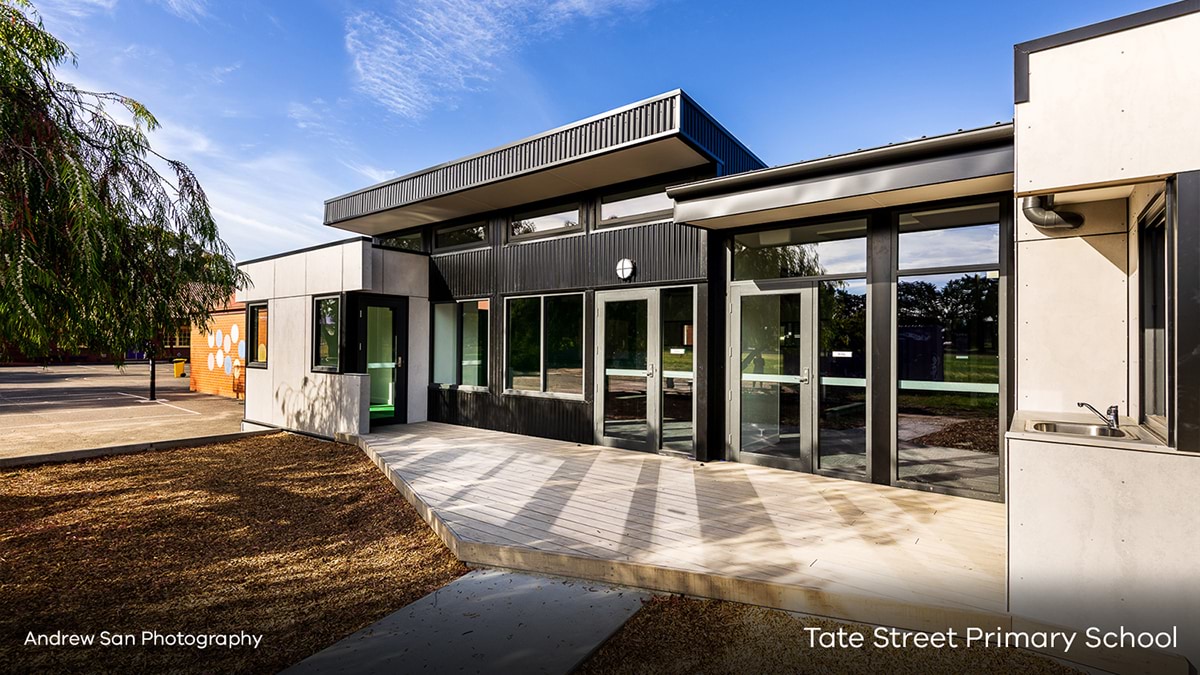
[117,392,201,415]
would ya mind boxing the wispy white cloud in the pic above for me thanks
[35,0,117,19]
[206,61,241,84]
[152,0,207,21]
[344,0,654,120]
[340,160,395,184]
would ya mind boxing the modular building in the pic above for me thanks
[238,1,1200,665]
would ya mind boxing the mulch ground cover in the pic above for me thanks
[0,433,467,674]
[578,596,1080,674]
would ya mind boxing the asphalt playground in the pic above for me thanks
[0,363,244,461]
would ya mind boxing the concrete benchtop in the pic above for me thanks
[1007,409,1173,454]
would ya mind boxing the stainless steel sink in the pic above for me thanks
[1027,420,1139,440]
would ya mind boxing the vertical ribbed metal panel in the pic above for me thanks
[678,97,766,176]
[431,248,494,300]
[428,389,592,443]
[498,235,591,294]
[588,221,707,288]
[326,95,679,224]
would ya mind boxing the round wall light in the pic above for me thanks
[616,258,636,281]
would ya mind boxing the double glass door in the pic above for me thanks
[731,281,867,477]
[594,288,695,455]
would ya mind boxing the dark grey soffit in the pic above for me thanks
[1014,0,1200,103]
[668,123,1013,203]
[323,90,764,233]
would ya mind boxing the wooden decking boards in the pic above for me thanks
[357,422,1007,622]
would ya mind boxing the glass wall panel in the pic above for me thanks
[733,219,867,280]
[314,296,340,370]
[436,222,487,249]
[1140,212,1167,423]
[898,203,1000,269]
[604,299,648,441]
[739,294,804,460]
[506,298,541,390]
[545,295,583,394]
[461,300,488,387]
[896,271,1000,494]
[816,279,867,474]
[661,288,694,452]
[432,303,458,384]
[511,205,580,239]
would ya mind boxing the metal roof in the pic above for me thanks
[324,90,764,235]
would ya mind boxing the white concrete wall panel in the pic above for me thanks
[343,241,369,292]
[238,260,275,302]
[304,244,345,296]
[1016,229,1127,413]
[407,297,430,423]
[1016,13,1200,194]
[1009,438,1200,666]
[272,253,307,298]
[243,364,272,424]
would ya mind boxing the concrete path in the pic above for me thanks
[282,569,646,675]
[0,364,243,460]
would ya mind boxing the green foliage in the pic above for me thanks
[0,1,246,361]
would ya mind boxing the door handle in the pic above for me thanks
[646,363,654,378]
[799,367,811,384]
[396,356,403,368]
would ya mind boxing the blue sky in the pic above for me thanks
[36,0,1161,261]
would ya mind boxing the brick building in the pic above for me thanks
[190,297,247,399]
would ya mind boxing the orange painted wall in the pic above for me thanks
[190,305,246,399]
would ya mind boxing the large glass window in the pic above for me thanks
[313,296,341,372]
[435,222,487,250]
[898,204,999,270]
[600,185,674,228]
[733,219,867,280]
[510,204,580,240]
[248,303,268,366]
[432,300,489,387]
[896,270,1000,493]
[506,294,584,394]
[1140,199,1168,432]
[816,279,867,475]
[379,231,423,252]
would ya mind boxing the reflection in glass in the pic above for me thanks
[600,186,673,226]
[545,295,583,393]
[733,219,867,280]
[432,303,457,384]
[461,300,488,387]
[739,294,803,460]
[314,297,340,370]
[367,306,395,420]
[896,272,1000,494]
[436,222,487,249]
[511,205,580,238]
[816,280,867,474]
[898,203,1000,269]
[250,305,268,364]
[604,299,649,442]
[378,231,422,252]
[506,298,541,390]
[661,288,694,452]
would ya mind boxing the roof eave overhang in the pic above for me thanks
[672,131,1014,230]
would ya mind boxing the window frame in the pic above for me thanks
[376,230,426,254]
[1137,191,1170,441]
[430,298,490,391]
[311,294,344,373]
[503,291,586,399]
[433,221,489,253]
[507,203,583,243]
[246,302,268,369]
[597,184,675,230]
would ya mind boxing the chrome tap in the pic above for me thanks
[1077,402,1120,430]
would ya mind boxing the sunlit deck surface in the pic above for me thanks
[359,422,1006,619]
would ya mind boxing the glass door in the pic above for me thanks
[730,281,868,477]
[595,289,657,451]
[362,297,408,427]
